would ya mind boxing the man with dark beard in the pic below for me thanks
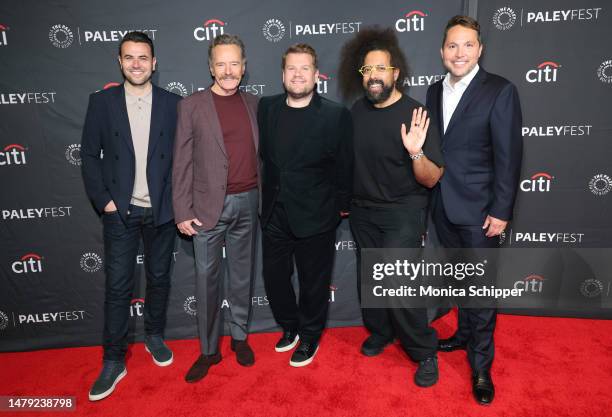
[338,27,444,387]
[258,44,352,367]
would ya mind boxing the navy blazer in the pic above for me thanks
[81,84,181,226]
[426,68,523,225]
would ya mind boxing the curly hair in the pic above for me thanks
[338,26,409,101]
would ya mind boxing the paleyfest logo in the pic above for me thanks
[166,81,189,97]
[262,18,286,42]
[65,144,81,166]
[597,60,612,84]
[0,310,8,330]
[80,252,103,273]
[492,7,517,30]
[49,24,74,48]
[184,296,197,316]
[589,174,612,196]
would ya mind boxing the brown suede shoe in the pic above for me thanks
[184,353,222,383]
[230,339,255,367]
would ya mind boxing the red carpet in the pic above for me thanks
[1,312,611,417]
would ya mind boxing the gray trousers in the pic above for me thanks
[193,188,258,355]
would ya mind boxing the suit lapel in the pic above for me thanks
[239,92,259,153]
[147,86,165,162]
[202,89,227,158]
[268,95,285,167]
[433,82,444,143]
[444,68,487,136]
[111,85,135,156]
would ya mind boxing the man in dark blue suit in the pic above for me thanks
[426,16,523,405]
[81,31,181,401]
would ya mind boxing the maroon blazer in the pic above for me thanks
[172,89,259,230]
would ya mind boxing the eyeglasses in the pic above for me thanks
[358,65,397,76]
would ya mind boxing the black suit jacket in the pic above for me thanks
[426,68,523,225]
[81,84,181,226]
[258,93,353,238]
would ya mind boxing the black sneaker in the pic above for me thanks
[289,341,319,367]
[360,335,392,357]
[275,330,299,352]
[88,360,127,401]
[414,356,439,387]
[144,335,173,366]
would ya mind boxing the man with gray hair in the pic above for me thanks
[172,33,259,382]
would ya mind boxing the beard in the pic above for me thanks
[121,67,152,87]
[285,79,315,100]
[365,79,394,104]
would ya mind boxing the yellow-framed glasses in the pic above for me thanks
[358,65,397,76]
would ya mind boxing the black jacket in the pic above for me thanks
[258,93,353,238]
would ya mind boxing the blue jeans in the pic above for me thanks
[102,205,176,362]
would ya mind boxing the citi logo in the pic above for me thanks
[194,19,225,41]
[396,10,427,32]
[11,253,43,274]
[103,82,120,90]
[130,298,145,317]
[514,274,545,293]
[329,285,337,303]
[0,144,27,166]
[520,172,554,192]
[94,82,121,94]
[317,73,330,94]
[0,24,8,46]
[526,61,560,83]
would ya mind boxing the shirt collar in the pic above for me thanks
[124,83,153,105]
[443,64,480,91]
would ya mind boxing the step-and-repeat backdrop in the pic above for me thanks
[1,0,610,352]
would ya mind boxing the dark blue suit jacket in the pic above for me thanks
[81,84,181,226]
[426,68,523,226]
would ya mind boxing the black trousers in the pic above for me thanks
[262,203,336,344]
[432,188,497,372]
[102,205,176,362]
[350,203,437,361]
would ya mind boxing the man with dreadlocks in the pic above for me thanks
[339,27,444,387]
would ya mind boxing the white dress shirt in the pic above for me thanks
[442,64,480,133]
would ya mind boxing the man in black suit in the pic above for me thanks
[258,43,353,367]
[426,16,523,405]
[81,31,181,401]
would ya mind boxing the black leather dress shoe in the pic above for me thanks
[437,337,466,352]
[472,370,495,405]
[184,353,222,383]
